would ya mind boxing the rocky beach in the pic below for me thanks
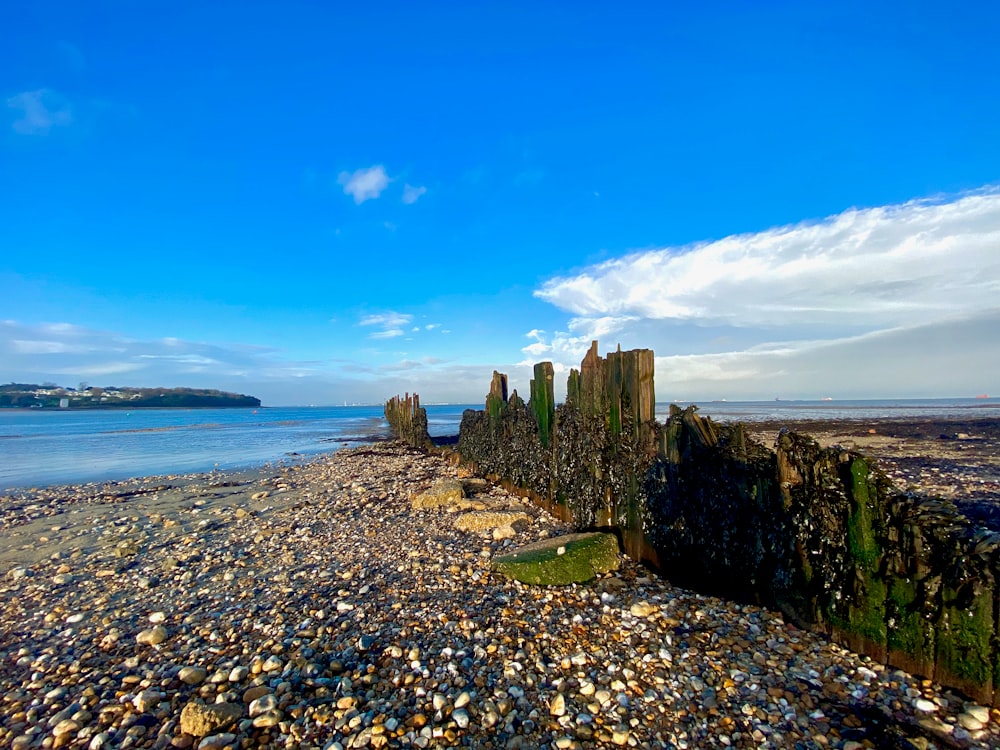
[2,419,1000,750]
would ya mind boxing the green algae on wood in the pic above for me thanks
[491,532,620,585]
[384,392,433,450]
[424,338,1000,706]
[886,576,936,679]
[935,582,996,705]
[529,361,555,448]
[834,457,888,658]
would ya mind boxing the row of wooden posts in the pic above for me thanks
[385,341,1000,707]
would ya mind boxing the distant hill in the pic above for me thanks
[0,384,261,409]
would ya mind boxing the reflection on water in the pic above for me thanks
[2,399,997,489]
[0,405,472,490]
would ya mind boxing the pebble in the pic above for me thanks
[629,600,657,617]
[178,666,208,685]
[136,624,168,646]
[0,443,997,750]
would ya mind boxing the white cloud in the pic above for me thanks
[521,329,551,357]
[537,189,1000,328]
[7,89,72,135]
[402,183,427,204]
[11,339,100,355]
[359,312,412,329]
[370,329,405,339]
[526,188,1000,399]
[0,321,318,389]
[653,310,1000,400]
[337,165,390,204]
[359,311,413,340]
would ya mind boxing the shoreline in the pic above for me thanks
[2,441,999,748]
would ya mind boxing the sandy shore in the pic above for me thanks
[1,440,998,749]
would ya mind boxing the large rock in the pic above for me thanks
[180,701,243,737]
[411,479,465,509]
[454,511,531,533]
[492,532,620,585]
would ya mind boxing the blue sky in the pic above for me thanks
[3,2,999,405]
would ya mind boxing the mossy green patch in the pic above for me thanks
[936,584,994,691]
[835,458,887,647]
[491,532,620,586]
[887,577,931,659]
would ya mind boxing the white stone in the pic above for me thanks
[964,704,991,724]
[549,692,567,717]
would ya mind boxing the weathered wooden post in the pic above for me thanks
[529,362,555,448]
[383,392,433,449]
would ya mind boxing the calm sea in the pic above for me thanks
[0,404,471,490]
[1,398,998,490]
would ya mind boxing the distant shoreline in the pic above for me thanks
[0,404,260,411]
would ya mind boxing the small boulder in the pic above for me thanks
[492,532,620,585]
[411,479,465,509]
[454,511,531,533]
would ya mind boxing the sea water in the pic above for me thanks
[0,404,472,489]
[2,398,998,490]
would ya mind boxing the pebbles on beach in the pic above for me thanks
[1,442,999,749]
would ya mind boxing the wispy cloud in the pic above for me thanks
[0,319,519,406]
[528,188,1000,398]
[402,183,427,204]
[359,311,413,339]
[0,321,323,386]
[7,89,72,135]
[522,329,551,357]
[337,165,390,204]
[537,189,1000,328]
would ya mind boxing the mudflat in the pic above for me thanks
[747,416,1000,529]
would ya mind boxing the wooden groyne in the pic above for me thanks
[386,341,1000,706]
[383,392,433,450]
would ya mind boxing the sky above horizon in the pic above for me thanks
[3,2,999,406]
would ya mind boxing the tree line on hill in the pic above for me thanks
[0,383,261,409]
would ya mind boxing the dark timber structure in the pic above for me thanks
[387,341,1000,707]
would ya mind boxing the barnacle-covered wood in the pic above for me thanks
[452,339,1000,708]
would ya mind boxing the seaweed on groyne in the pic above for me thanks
[386,340,1000,707]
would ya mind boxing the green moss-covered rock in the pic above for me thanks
[491,532,620,585]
